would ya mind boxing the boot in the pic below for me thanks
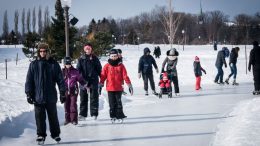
[225,77,230,84]
[232,79,239,85]
[152,90,158,96]
[145,91,148,96]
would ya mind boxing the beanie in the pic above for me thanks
[195,56,200,61]
[110,49,118,55]
[64,57,72,65]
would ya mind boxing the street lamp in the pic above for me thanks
[1,40,5,45]
[61,0,72,57]
[182,30,185,51]
[112,34,115,44]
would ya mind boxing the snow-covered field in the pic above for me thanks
[0,44,259,146]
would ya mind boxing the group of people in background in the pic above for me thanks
[24,40,260,143]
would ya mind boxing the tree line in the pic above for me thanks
[1,0,260,60]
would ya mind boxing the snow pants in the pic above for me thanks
[142,73,155,91]
[253,69,260,91]
[215,66,224,83]
[79,87,99,117]
[64,93,78,123]
[34,102,60,138]
[195,76,201,90]
[107,91,126,119]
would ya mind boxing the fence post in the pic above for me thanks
[5,59,7,79]
[16,53,18,65]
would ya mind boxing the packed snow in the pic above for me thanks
[0,44,259,146]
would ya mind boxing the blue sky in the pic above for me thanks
[0,0,259,34]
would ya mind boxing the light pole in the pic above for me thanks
[61,0,71,57]
[182,30,185,51]
[137,37,140,50]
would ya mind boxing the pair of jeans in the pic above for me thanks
[228,63,237,79]
[215,66,224,83]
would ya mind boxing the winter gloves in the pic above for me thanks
[98,83,104,95]
[60,92,66,104]
[26,93,35,104]
[203,70,206,74]
[128,84,134,95]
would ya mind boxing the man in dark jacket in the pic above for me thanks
[25,43,66,144]
[248,41,260,94]
[138,47,159,96]
[214,47,228,84]
[77,43,102,120]
[225,47,240,85]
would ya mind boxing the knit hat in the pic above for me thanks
[110,49,118,55]
[117,49,122,54]
[195,56,200,61]
[253,41,259,46]
[144,47,151,55]
[64,57,72,65]
[169,48,176,56]
[162,72,168,81]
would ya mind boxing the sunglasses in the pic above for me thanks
[110,55,118,58]
[39,50,47,53]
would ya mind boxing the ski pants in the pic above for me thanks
[215,66,224,83]
[253,69,260,91]
[79,87,99,117]
[142,73,155,91]
[228,63,237,79]
[34,102,60,138]
[64,93,78,123]
[195,76,201,90]
[107,91,126,119]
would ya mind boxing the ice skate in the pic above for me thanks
[78,115,86,121]
[253,90,260,95]
[145,91,149,96]
[111,118,116,124]
[36,136,45,145]
[225,78,229,84]
[232,79,239,86]
[54,136,61,143]
[152,90,158,96]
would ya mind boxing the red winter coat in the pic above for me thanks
[100,63,131,91]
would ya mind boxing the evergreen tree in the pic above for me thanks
[2,10,9,42]
[21,8,25,39]
[26,9,31,33]
[38,6,43,36]
[22,32,40,58]
[32,7,36,33]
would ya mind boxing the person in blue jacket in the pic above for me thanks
[214,47,229,84]
[25,43,66,144]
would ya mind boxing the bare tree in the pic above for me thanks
[14,10,19,35]
[32,7,36,33]
[26,9,31,33]
[38,6,43,36]
[2,10,9,40]
[21,8,25,37]
[160,0,182,47]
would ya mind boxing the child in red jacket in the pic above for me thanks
[159,72,171,90]
[99,49,133,122]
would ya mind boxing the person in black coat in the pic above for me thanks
[225,47,240,85]
[138,47,159,95]
[25,43,66,143]
[248,41,260,94]
[77,43,102,120]
[214,47,228,84]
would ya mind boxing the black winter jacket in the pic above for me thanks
[138,55,158,74]
[77,54,102,88]
[249,45,260,70]
[215,50,227,68]
[193,61,206,77]
[25,58,66,104]
[229,49,238,65]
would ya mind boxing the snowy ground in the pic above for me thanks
[0,44,259,146]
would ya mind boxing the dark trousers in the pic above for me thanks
[34,102,60,138]
[142,73,155,91]
[253,69,260,91]
[79,88,99,117]
[64,94,78,123]
[228,64,237,79]
[169,75,180,93]
[215,66,224,83]
[107,91,126,119]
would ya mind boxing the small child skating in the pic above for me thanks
[62,57,87,125]
[193,56,206,90]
